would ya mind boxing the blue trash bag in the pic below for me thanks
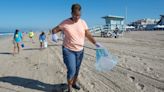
[95,47,118,72]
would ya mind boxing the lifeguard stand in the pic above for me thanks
[102,15,125,32]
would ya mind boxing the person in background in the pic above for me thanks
[39,32,46,48]
[28,31,35,43]
[52,3,100,92]
[13,29,23,55]
[114,25,119,38]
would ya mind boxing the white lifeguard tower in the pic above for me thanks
[102,15,125,32]
[89,15,125,37]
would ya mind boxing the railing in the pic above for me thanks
[89,25,125,37]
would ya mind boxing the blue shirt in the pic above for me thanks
[39,34,46,41]
[14,32,23,42]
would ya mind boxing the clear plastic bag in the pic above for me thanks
[95,47,118,72]
[52,34,58,42]
[44,41,48,48]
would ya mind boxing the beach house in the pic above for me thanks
[130,18,159,30]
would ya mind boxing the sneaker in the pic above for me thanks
[65,85,72,92]
[65,89,72,92]
[72,83,80,90]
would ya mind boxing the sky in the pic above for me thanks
[0,0,164,32]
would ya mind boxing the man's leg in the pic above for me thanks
[72,49,84,90]
[62,47,76,92]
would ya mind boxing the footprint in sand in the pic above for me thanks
[153,72,160,78]
[136,83,145,90]
[139,58,142,61]
[86,57,91,60]
[143,63,147,65]
[33,64,39,69]
[146,67,153,72]
[132,55,136,58]
[33,64,38,66]
[128,75,135,82]
[25,57,29,60]
[56,71,64,74]
[124,58,128,62]
[118,56,121,59]
[144,67,154,72]
[90,82,96,88]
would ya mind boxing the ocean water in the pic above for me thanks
[0,32,14,38]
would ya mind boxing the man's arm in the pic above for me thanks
[52,26,62,34]
[85,29,96,45]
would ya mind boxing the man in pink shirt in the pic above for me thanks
[52,3,99,92]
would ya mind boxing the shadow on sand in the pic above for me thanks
[0,76,67,92]
[0,52,13,55]
[23,48,41,51]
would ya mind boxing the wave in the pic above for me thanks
[0,32,13,36]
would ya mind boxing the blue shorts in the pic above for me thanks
[62,46,84,80]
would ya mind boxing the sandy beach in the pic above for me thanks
[0,31,164,92]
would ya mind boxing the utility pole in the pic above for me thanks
[125,6,128,26]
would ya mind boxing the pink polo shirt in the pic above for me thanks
[59,18,88,51]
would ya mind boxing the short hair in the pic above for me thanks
[71,3,81,13]
[41,32,45,35]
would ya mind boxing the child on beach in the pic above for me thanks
[39,32,46,48]
[13,29,23,55]
[28,31,35,43]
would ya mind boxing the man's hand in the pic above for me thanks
[95,42,102,48]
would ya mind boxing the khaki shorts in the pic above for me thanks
[13,40,20,47]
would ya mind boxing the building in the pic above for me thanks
[154,15,164,30]
[130,18,159,30]
[157,15,164,25]
[102,15,125,32]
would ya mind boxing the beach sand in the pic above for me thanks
[0,31,164,92]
